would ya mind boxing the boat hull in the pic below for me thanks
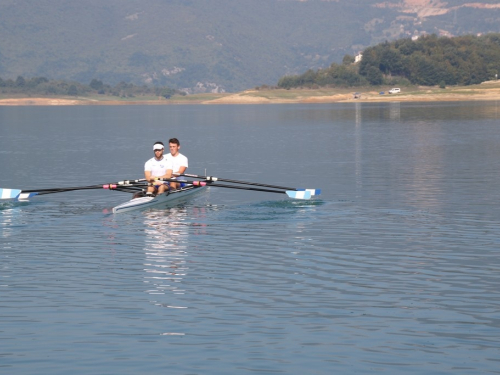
[112,185,206,213]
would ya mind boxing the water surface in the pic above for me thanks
[1,102,500,374]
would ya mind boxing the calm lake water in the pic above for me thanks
[1,102,500,374]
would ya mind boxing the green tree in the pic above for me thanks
[161,87,176,99]
[89,79,104,91]
[358,46,379,76]
[379,48,404,75]
[366,66,383,85]
[67,84,78,96]
[277,75,298,89]
[342,54,355,65]
[15,75,26,87]
[27,76,48,88]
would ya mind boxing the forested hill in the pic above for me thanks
[277,34,500,89]
[1,0,500,92]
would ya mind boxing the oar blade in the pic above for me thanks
[298,188,321,196]
[0,188,22,199]
[286,190,312,200]
[18,192,39,200]
[0,189,41,200]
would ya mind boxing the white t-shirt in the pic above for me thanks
[165,153,188,174]
[144,156,173,176]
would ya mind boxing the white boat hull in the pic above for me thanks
[112,185,206,213]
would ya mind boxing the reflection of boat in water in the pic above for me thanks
[112,184,206,213]
[141,206,203,312]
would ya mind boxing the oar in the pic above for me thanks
[174,173,321,196]
[162,178,312,199]
[0,179,147,200]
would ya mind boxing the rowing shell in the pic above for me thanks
[112,184,206,213]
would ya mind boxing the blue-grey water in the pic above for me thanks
[1,102,500,374]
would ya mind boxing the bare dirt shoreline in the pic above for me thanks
[2,82,500,106]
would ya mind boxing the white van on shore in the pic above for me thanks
[388,88,401,94]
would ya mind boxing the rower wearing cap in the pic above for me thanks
[165,137,188,190]
[144,141,173,196]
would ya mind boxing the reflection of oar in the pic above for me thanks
[175,173,321,196]
[0,179,146,200]
[162,178,312,199]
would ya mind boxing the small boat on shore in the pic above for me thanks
[112,184,205,213]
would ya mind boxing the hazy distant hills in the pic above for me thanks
[1,0,499,92]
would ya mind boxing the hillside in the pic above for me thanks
[276,33,500,89]
[0,0,499,92]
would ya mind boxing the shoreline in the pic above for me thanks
[1,81,500,106]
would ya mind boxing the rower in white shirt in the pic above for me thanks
[165,137,188,190]
[144,141,173,196]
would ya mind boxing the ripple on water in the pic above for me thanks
[1,194,500,374]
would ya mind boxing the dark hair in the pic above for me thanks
[154,141,164,146]
[169,138,180,145]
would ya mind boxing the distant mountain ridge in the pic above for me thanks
[0,0,499,92]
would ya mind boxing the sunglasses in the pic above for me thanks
[154,149,163,151]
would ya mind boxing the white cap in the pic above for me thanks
[153,143,164,150]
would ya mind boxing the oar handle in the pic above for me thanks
[117,178,147,185]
